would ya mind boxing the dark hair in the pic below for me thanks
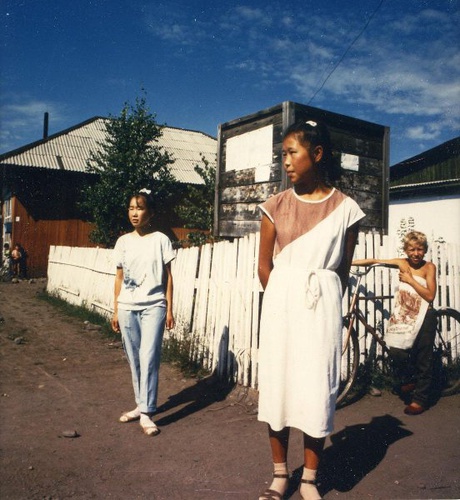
[132,189,155,212]
[283,120,341,183]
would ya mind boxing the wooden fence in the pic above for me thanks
[47,232,460,388]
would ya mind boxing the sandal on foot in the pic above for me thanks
[119,407,141,423]
[259,473,289,500]
[259,489,284,500]
[300,478,323,500]
[140,416,160,436]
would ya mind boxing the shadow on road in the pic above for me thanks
[287,414,413,498]
[154,374,235,426]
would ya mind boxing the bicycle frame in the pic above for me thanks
[343,264,396,355]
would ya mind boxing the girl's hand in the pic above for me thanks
[166,311,175,330]
[399,267,413,284]
[111,313,120,333]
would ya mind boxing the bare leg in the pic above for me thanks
[259,426,290,499]
[269,425,290,462]
[300,433,324,500]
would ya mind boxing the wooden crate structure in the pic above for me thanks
[214,101,389,238]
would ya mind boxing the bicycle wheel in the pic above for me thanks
[337,321,359,405]
[435,308,460,397]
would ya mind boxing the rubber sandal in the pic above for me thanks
[119,407,141,423]
[259,473,289,500]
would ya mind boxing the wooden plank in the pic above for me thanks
[221,183,279,203]
[220,168,281,187]
[218,220,261,238]
[337,172,382,192]
[193,244,212,365]
[251,232,261,388]
[220,203,261,221]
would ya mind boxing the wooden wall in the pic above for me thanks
[11,196,97,277]
[215,101,389,238]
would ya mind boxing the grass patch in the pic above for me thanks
[37,290,210,378]
[37,290,116,340]
[162,334,210,379]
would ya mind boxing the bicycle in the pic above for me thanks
[337,263,460,405]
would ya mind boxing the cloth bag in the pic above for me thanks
[385,277,429,350]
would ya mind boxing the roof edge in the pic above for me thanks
[0,116,107,161]
[0,117,217,162]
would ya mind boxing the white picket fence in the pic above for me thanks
[47,232,460,388]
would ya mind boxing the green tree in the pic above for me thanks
[176,155,216,246]
[81,97,176,246]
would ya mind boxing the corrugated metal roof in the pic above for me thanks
[390,136,460,187]
[389,178,460,190]
[0,117,217,185]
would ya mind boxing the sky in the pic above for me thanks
[1,0,459,165]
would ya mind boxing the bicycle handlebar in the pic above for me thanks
[349,263,399,277]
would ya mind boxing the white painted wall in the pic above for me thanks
[389,194,460,245]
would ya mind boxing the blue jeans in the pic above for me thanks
[118,304,166,413]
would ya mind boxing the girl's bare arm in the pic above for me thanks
[352,257,406,268]
[399,261,437,302]
[112,267,123,332]
[165,262,175,329]
[337,222,360,294]
[258,214,276,290]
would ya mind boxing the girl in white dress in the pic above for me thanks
[257,121,365,499]
[111,189,175,436]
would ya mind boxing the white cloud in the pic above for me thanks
[141,1,459,149]
[0,95,67,152]
[406,124,442,141]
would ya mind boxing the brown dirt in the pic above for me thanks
[0,280,459,500]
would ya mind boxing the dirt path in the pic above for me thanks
[0,280,459,499]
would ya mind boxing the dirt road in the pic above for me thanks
[0,280,459,499]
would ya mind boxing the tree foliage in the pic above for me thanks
[175,155,216,246]
[80,97,176,246]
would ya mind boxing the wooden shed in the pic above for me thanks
[214,101,389,238]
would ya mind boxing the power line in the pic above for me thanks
[307,0,385,105]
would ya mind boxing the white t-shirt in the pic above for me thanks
[113,231,176,311]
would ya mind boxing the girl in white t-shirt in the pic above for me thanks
[112,189,176,436]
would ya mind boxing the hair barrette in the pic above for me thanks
[305,120,317,127]
[139,188,152,195]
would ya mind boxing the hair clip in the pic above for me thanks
[139,188,152,195]
[305,120,317,127]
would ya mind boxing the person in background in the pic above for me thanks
[11,244,22,277]
[111,189,175,436]
[352,230,437,415]
[2,243,12,277]
[257,120,365,500]
[17,243,28,278]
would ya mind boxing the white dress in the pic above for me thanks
[257,188,365,438]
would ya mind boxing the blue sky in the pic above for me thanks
[1,0,459,164]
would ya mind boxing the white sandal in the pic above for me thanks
[119,407,141,423]
[140,415,160,436]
